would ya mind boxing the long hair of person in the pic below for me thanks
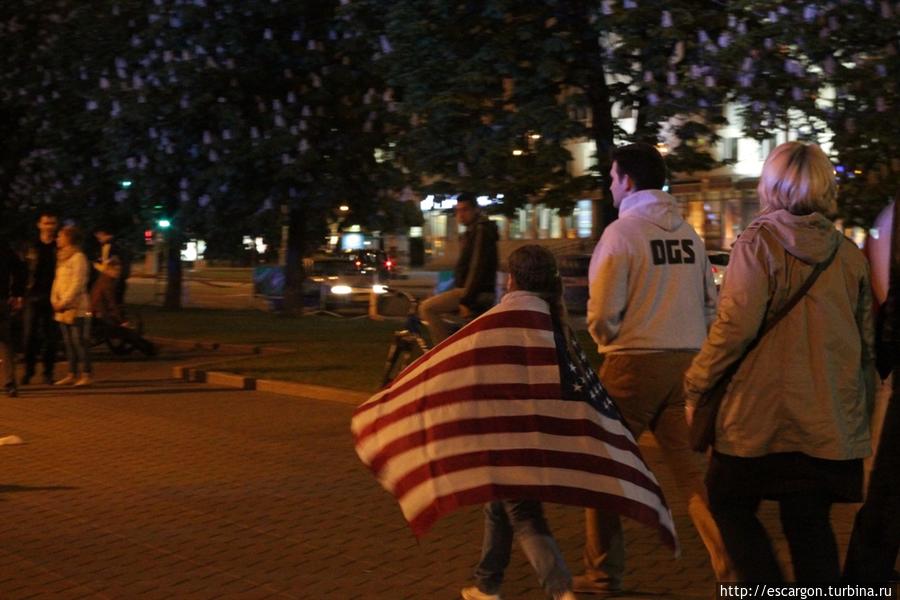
[506,244,571,343]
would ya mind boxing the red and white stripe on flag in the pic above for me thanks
[351,292,678,553]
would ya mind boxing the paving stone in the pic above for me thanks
[0,352,870,599]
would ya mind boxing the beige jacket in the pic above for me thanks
[51,250,91,324]
[684,210,875,460]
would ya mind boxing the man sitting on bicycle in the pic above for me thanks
[90,258,157,356]
[420,193,499,344]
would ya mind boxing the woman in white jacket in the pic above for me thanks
[51,225,92,386]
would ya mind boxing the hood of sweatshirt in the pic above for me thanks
[753,209,842,265]
[618,189,685,233]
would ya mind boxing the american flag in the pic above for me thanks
[351,292,678,552]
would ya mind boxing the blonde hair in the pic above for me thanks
[58,224,83,247]
[757,142,837,215]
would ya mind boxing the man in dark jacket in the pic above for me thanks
[419,193,498,344]
[22,211,58,385]
[1,240,26,397]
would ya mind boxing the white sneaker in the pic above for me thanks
[73,374,93,387]
[54,374,76,386]
[554,592,578,600]
[461,586,502,600]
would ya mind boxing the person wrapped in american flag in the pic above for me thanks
[352,245,678,600]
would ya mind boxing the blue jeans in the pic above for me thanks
[59,318,91,376]
[474,500,571,597]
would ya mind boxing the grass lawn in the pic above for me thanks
[140,305,601,393]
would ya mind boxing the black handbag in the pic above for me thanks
[689,240,841,452]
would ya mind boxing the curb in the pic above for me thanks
[157,336,371,405]
[173,365,370,405]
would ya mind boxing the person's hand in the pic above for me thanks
[685,404,695,427]
[458,304,472,319]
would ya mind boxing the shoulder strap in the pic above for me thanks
[758,237,841,338]
[721,237,841,380]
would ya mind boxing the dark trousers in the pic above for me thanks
[23,299,56,378]
[707,452,845,583]
[0,307,14,389]
[844,375,900,582]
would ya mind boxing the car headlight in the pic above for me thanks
[372,284,388,294]
[330,284,353,295]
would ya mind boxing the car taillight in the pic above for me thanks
[385,259,393,270]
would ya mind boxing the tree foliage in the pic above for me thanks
[725,0,900,224]
[367,0,733,222]
[1,0,400,310]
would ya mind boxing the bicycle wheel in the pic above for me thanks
[381,334,423,387]
[106,333,135,355]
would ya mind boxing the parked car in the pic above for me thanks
[558,254,592,314]
[708,250,730,289]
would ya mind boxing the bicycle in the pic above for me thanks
[89,308,156,356]
[380,290,431,387]
[380,289,494,387]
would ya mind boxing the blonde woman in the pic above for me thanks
[51,225,93,386]
[684,142,875,582]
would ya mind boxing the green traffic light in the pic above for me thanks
[158,219,171,229]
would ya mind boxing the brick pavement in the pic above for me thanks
[0,350,862,599]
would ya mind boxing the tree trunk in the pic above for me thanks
[568,0,617,235]
[281,206,307,316]
[587,63,618,234]
[163,227,183,309]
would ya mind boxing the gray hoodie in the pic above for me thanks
[684,210,875,459]
[587,189,717,354]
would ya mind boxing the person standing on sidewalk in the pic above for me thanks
[51,225,93,387]
[419,193,498,344]
[22,211,58,386]
[578,142,732,593]
[0,240,26,397]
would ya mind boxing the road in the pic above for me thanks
[127,276,267,311]
[125,273,437,312]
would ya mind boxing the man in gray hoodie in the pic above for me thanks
[576,143,732,593]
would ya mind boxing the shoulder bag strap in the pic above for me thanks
[757,237,841,338]
[720,237,842,380]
